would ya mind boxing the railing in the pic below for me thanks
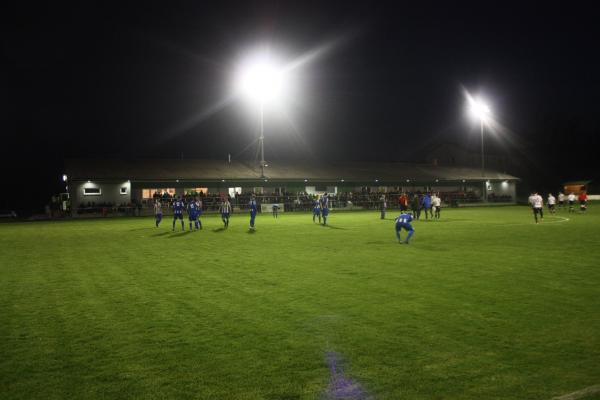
[73,191,495,217]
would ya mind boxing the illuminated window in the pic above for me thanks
[142,188,176,199]
[185,187,208,195]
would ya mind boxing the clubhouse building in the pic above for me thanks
[64,159,519,214]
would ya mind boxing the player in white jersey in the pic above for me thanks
[528,192,544,223]
[557,192,565,210]
[567,192,576,213]
[547,193,556,214]
[432,193,442,220]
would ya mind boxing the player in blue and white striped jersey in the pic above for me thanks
[154,199,162,227]
[395,212,415,244]
[320,193,329,225]
[195,197,203,229]
[312,198,321,223]
[220,198,232,228]
[172,196,185,231]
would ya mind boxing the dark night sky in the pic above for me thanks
[3,1,600,213]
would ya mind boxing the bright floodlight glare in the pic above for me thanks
[469,97,491,121]
[235,54,285,104]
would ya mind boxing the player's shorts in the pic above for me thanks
[173,213,183,219]
[559,201,564,206]
[580,200,587,206]
[313,208,320,215]
[548,204,555,210]
[188,213,198,221]
[321,208,329,217]
[396,222,414,232]
[533,207,543,215]
[569,201,574,206]
[400,204,407,211]
[221,212,230,219]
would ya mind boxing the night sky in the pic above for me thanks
[3,2,600,213]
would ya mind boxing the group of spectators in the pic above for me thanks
[146,189,486,213]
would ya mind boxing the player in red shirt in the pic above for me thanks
[578,191,588,213]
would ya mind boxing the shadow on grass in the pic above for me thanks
[129,227,153,231]
[167,230,192,238]
[321,224,347,230]
[247,228,257,234]
[150,231,171,237]
[212,227,227,233]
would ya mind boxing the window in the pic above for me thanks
[83,187,101,196]
[142,188,176,199]
[185,187,208,195]
[120,187,128,195]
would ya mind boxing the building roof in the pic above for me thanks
[563,180,592,186]
[65,159,519,183]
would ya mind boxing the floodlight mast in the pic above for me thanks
[469,98,491,202]
[235,53,284,179]
[259,102,266,177]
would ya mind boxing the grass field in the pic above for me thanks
[1,206,599,399]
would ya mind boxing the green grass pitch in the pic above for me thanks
[1,206,599,399]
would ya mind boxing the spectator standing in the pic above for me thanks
[380,195,387,219]
[410,194,421,220]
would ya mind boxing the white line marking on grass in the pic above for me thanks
[449,216,570,227]
[552,384,600,400]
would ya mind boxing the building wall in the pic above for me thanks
[487,181,516,200]
[72,180,132,208]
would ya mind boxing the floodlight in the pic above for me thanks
[62,174,68,182]
[468,97,491,121]
[233,49,290,178]
[235,55,285,105]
